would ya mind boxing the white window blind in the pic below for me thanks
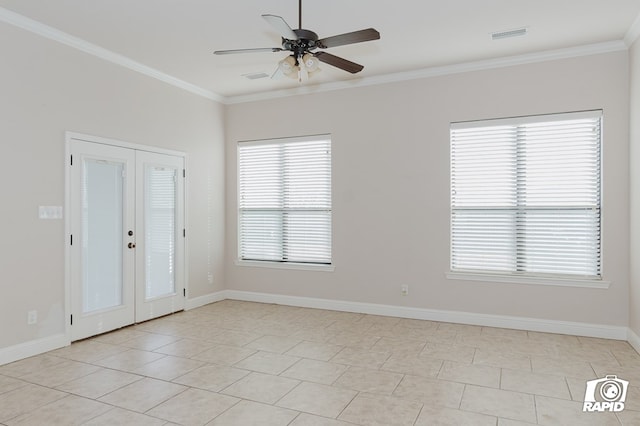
[450,111,602,279]
[238,135,332,264]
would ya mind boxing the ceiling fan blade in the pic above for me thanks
[314,52,364,74]
[317,28,380,49]
[262,14,299,40]
[214,47,282,55]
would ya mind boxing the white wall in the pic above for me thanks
[0,23,226,354]
[225,51,630,328]
[630,40,640,339]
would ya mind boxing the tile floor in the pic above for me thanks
[1,300,639,425]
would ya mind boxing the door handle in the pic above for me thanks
[128,242,136,249]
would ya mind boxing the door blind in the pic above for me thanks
[238,136,332,264]
[450,111,602,279]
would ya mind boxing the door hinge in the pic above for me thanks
[70,234,73,245]
[183,288,186,297]
[183,169,186,178]
[183,229,186,238]
[70,314,73,325]
[70,155,73,166]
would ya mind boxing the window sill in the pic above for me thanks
[235,260,335,272]
[446,271,611,289]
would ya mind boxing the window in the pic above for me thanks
[238,135,332,265]
[450,111,602,280]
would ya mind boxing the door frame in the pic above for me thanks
[64,131,189,343]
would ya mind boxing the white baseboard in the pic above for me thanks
[224,290,629,340]
[184,290,229,311]
[628,328,640,354]
[0,333,68,366]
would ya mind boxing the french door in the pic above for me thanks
[68,139,185,341]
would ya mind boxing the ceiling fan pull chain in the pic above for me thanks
[299,0,302,29]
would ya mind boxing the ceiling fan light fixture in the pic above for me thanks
[278,55,299,79]
[302,53,320,72]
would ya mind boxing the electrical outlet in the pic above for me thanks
[27,310,37,325]
[401,285,409,296]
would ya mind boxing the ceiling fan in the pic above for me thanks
[213,0,380,79]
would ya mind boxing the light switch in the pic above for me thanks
[39,206,63,219]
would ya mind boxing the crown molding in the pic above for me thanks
[0,7,224,103]
[0,7,631,106]
[625,12,640,47]
[225,40,628,104]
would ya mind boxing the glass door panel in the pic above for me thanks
[82,160,124,312]
[144,166,176,299]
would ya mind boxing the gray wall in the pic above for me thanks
[630,39,640,338]
[225,51,630,327]
[0,23,226,351]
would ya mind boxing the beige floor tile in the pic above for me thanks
[338,393,422,426]
[207,330,262,346]
[172,364,250,392]
[90,328,148,345]
[207,400,298,425]
[327,332,381,349]
[281,359,348,385]
[0,376,27,395]
[591,363,640,384]
[481,327,529,339]
[285,341,344,361]
[146,388,238,425]
[290,327,338,344]
[565,376,589,401]
[98,377,186,413]
[153,338,216,358]
[49,341,126,363]
[55,368,142,399]
[234,351,301,375]
[0,355,67,378]
[438,361,501,388]
[244,335,302,354]
[618,409,640,425]
[473,349,531,371]
[396,318,440,330]
[333,366,403,395]
[19,360,101,388]
[93,349,165,372]
[277,382,357,418]
[460,385,536,423]
[330,347,391,369]
[497,419,537,426]
[420,342,476,363]
[289,413,354,425]
[221,372,300,404]
[131,355,205,381]
[392,375,465,409]
[120,332,182,351]
[438,323,483,336]
[535,395,620,426]
[82,407,167,426]
[415,405,497,426]
[501,369,571,399]
[191,344,256,365]
[0,384,67,423]
[381,354,443,378]
[371,337,426,356]
[5,394,111,426]
[531,356,596,379]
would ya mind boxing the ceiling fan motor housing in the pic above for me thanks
[283,29,320,57]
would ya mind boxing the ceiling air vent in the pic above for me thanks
[491,27,528,41]
[242,72,270,80]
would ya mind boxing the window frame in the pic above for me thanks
[448,111,607,287]
[236,134,333,271]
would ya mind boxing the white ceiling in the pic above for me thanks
[2,0,640,102]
